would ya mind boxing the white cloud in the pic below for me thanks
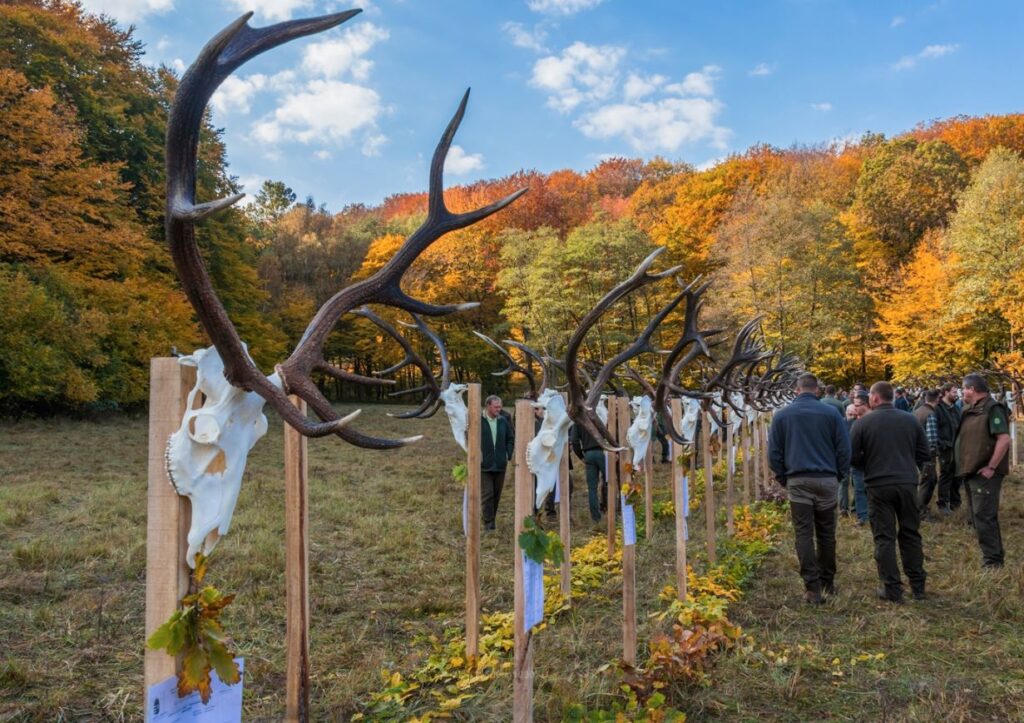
[891,42,959,71]
[314,149,333,160]
[445,145,485,175]
[171,58,186,74]
[250,80,383,146]
[531,41,625,113]
[749,62,775,77]
[211,74,267,115]
[226,0,312,21]
[301,23,389,81]
[665,65,721,97]
[696,156,725,171]
[361,133,387,157]
[527,0,604,16]
[623,73,666,101]
[811,102,832,112]
[890,16,906,28]
[156,36,173,52]
[502,21,548,52]
[78,0,173,23]
[576,96,730,153]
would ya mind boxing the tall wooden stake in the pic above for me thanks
[740,420,751,505]
[145,359,194,694]
[466,384,482,660]
[513,400,535,723]
[284,396,310,723]
[725,413,735,536]
[752,415,762,499]
[670,399,687,601]
[701,408,717,565]
[760,417,770,490]
[618,397,637,665]
[606,397,618,559]
[558,419,572,600]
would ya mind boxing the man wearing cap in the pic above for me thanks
[955,373,1011,568]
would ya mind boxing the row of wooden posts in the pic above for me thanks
[143,361,776,721]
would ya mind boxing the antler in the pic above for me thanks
[473,331,539,399]
[564,248,683,450]
[166,11,526,447]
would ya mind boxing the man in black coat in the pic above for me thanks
[481,394,515,531]
[935,383,962,511]
[768,373,851,605]
[850,381,930,602]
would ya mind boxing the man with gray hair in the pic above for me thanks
[769,372,851,604]
[851,381,930,602]
[480,394,514,531]
[956,373,1011,567]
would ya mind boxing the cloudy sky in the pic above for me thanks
[81,0,1023,210]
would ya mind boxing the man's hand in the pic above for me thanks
[979,465,996,480]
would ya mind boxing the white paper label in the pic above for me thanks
[523,552,545,629]
[146,658,244,722]
[554,478,561,504]
[462,487,468,537]
[621,494,636,546]
[681,474,690,518]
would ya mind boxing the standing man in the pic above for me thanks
[914,389,941,518]
[956,374,1012,568]
[570,420,606,527]
[850,382,930,602]
[769,373,851,604]
[480,395,514,531]
[841,391,871,524]
[821,385,846,416]
[936,383,962,512]
[894,388,911,412]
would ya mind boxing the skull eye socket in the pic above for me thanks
[188,412,222,444]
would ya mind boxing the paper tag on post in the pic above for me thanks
[683,516,689,541]
[146,658,244,722]
[523,552,545,630]
[554,478,560,504]
[621,494,636,546]
[681,475,690,518]
[462,487,468,537]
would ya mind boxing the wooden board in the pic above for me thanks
[284,396,310,723]
[466,384,482,660]
[606,398,618,559]
[702,408,717,565]
[513,400,535,723]
[670,398,687,601]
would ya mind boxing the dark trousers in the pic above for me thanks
[583,449,605,522]
[867,484,926,597]
[937,450,956,509]
[787,476,838,593]
[481,469,506,529]
[966,473,1005,566]
[917,458,939,512]
[541,475,573,515]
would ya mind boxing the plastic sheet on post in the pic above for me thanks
[621,494,636,546]
[681,474,690,518]
[523,552,545,630]
[462,487,468,537]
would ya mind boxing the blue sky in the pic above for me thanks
[81,0,1024,210]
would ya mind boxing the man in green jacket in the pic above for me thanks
[956,374,1012,568]
[481,395,515,531]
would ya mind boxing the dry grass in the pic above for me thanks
[1,409,1022,721]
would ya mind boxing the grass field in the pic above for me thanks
[1,406,1022,721]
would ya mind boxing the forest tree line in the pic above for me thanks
[3,0,1024,414]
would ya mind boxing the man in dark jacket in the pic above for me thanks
[955,374,1012,567]
[935,383,961,511]
[769,373,851,604]
[850,381,930,602]
[571,420,606,524]
[481,395,515,531]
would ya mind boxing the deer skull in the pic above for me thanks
[679,397,701,444]
[439,383,469,451]
[526,389,572,509]
[165,346,276,568]
[626,395,653,468]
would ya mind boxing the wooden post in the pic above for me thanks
[606,398,618,559]
[743,420,752,504]
[618,396,636,665]
[701,408,717,565]
[761,417,770,491]
[513,399,535,723]
[725,415,735,536]
[644,436,654,540]
[284,396,310,723]
[670,399,687,602]
[559,391,571,601]
[466,384,482,660]
[145,358,194,694]
[752,415,762,499]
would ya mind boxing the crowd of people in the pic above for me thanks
[770,373,1015,605]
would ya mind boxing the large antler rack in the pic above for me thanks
[166,10,525,449]
[564,248,683,451]
[473,332,544,399]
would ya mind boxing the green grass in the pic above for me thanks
[1,409,1022,721]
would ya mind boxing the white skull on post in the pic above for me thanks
[626,395,653,469]
[526,389,572,509]
[439,383,469,451]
